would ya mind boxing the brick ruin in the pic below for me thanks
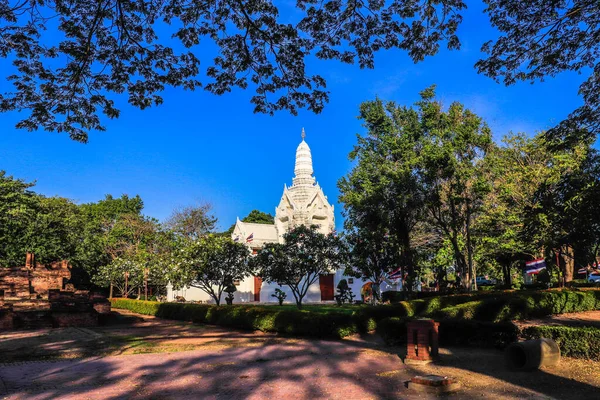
[0,253,111,330]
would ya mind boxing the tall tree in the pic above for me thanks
[338,98,424,289]
[0,171,80,266]
[252,225,345,308]
[416,86,492,290]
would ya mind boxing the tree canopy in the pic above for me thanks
[252,225,345,308]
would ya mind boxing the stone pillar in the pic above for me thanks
[25,252,35,269]
[406,319,439,363]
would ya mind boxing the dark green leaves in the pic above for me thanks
[0,0,466,141]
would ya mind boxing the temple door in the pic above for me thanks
[319,274,334,301]
[254,276,262,302]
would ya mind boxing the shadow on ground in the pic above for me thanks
[1,311,598,399]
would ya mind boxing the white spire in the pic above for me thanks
[293,128,315,186]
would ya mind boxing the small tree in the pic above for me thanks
[334,279,355,306]
[224,283,237,305]
[253,225,346,309]
[271,288,287,306]
[172,235,250,305]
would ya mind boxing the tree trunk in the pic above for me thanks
[398,222,414,292]
[561,245,575,284]
[465,201,475,291]
[109,282,113,299]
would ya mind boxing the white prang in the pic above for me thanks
[168,129,364,304]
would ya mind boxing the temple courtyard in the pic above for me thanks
[1,311,599,399]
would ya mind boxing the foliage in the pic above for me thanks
[338,96,424,289]
[522,325,600,361]
[340,87,492,291]
[473,133,573,286]
[376,317,519,348]
[0,0,466,142]
[169,235,251,305]
[242,210,274,225]
[164,203,217,240]
[111,299,361,339]
[252,225,346,308]
[476,1,600,146]
[223,209,274,236]
[224,283,236,305]
[271,288,287,306]
[72,194,146,285]
[111,289,600,348]
[334,279,356,306]
[0,171,80,266]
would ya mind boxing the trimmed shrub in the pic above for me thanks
[522,325,600,361]
[111,289,600,341]
[375,317,407,345]
[438,320,519,348]
[376,317,518,348]
[111,299,360,339]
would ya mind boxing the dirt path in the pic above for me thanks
[0,311,598,399]
[515,310,600,329]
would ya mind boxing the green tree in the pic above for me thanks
[222,209,274,236]
[252,225,345,309]
[0,171,80,266]
[416,86,492,291]
[170,235,251,305]
[474,133,552,286]
[527,143,600,283]
[72,194,145,285]
[338,98,424,290]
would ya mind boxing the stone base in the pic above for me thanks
[406,375,460,394]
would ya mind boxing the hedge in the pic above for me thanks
[522,325,600,361]
[111,299,360,339]
[376,317,519,348]
[426,289,600,322]
[111,288,600,342]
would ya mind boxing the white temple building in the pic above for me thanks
[167,129,366,303]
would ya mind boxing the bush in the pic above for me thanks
[522,325,600,360]
[111,299,360,339]
[110,289,600,341]
[376,317,518,348]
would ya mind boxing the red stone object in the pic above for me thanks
[407,374,460,394]
[405,319,439,363]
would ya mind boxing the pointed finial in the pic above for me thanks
[301,127,306,140]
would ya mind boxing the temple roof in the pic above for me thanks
[232,219,278,243]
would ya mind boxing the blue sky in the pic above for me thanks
[0,2,588,231]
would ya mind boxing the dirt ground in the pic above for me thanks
[515,310,600,329]
[1,311,599,399]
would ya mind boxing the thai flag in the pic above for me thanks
[246,233,254,243]
[388,268,403,280]
[233,236,240,242]
[578,267,588,274]
[525,258,546,275]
